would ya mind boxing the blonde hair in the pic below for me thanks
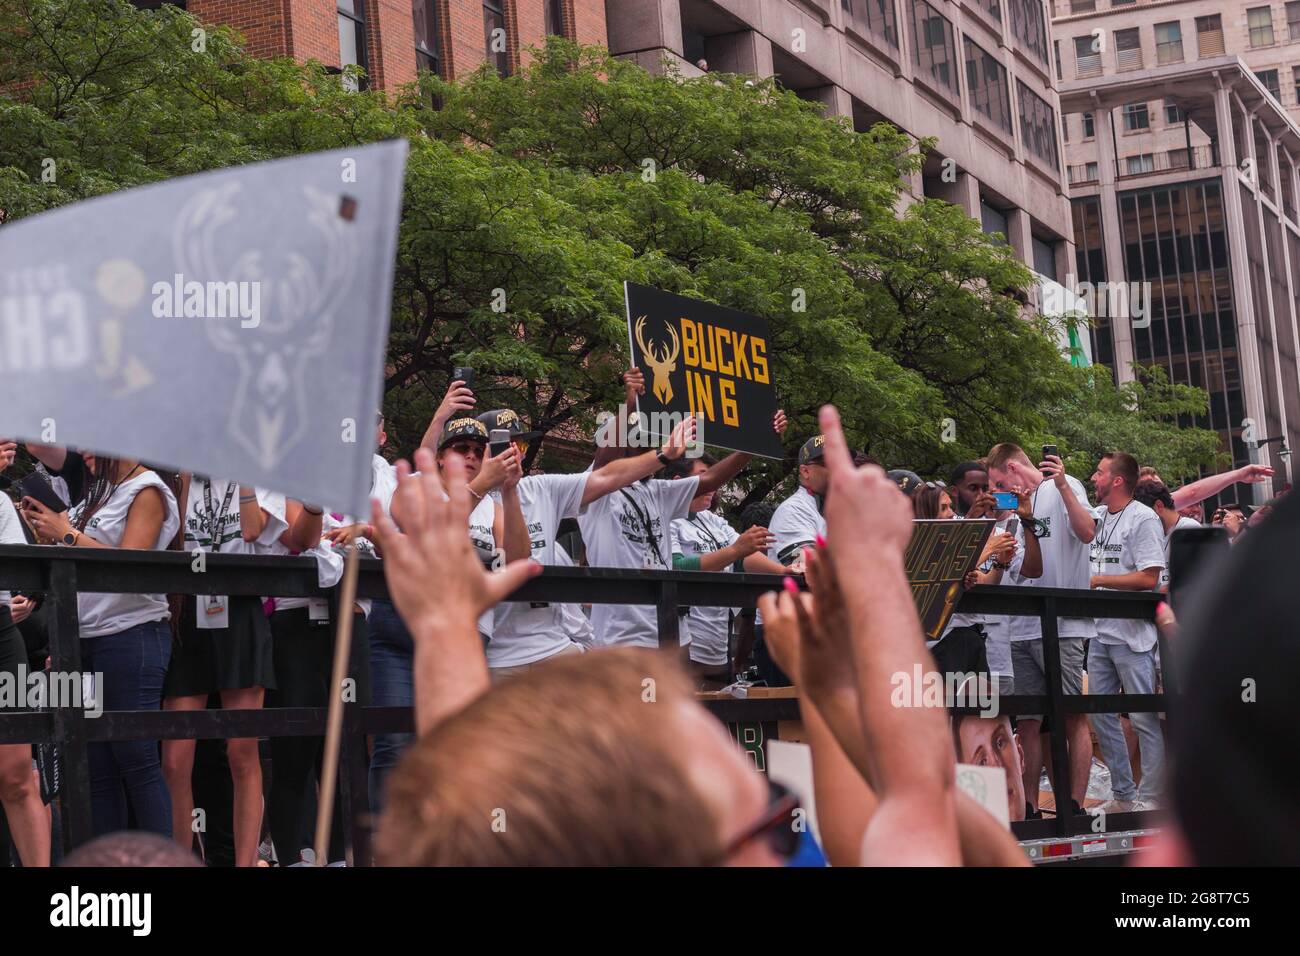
[375,648,726,866]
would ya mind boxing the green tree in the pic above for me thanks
[0,1,1224,503]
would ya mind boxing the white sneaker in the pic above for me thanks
[1132,799,1161,812]
[1098,798,1137,812]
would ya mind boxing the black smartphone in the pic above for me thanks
[489,429,511,458]
[17,473,67,514]
[453,367,474,389]
[1003,517,1020,537]
[1168,526,1230,613]
[1041,443,1058,477]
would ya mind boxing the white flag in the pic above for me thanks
[0,140,408,514]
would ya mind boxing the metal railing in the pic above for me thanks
[0,545,1168,861]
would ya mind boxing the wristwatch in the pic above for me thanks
[656,450,671,466]
[61,531,78,546]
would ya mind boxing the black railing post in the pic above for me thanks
[48,559,93,853]
[657,579,680,650]
[1039,596,1073,838]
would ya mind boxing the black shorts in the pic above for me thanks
[0,607,29,712]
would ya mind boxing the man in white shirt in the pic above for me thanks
[1133,478,1201,592]
[1087,452,1166,811]
[986,441,1097,817]
[768,435,828,568]
[579,410,787,650]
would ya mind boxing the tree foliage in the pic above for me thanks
[0,1,1224,502]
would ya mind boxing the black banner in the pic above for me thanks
[905,519,995,639]
[624,282,782,459]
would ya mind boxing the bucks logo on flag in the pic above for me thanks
[0,141,408,514]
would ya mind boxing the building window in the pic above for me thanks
[544,0,567,37]
[1054,39,1062,81]
[910,0,958,93]
[484,0,510,75]
[1070,0,1095,12]
[980,200,1009,240]
[1196,15,1224,57]
[1114,27,1142,71]
[847,0,900,48]
[1083,111,1095,138]
[1125,153,1155,175]
[1009,0,1049,67]
[1122,101,1150,132]
[1293,65,1300,102]
[1033,236,1057,281]
[337,0,367,91]
[1290,2,1300,42]
[1165,100,1185,124]
[1074,35,1101,78]
[1085,161,1099,180]
[1167,148,1191,169]
[414,0,442,76]
[981,0,1002,22]
[964,37,1013,133]
[1017,81,1059,169]
[1257,68,1281,101]
[1154,21,1183,64]
[1248,7,1275,48]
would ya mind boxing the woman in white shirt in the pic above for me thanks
[161,475,285,867]
[0,487,50,866]
[22,453,180,840]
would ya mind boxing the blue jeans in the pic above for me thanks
[1088,641,1164,803]
[367,600,413,814]
[80,619,173,837]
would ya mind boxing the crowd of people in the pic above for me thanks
[0,364,1291,867]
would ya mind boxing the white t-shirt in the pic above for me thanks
[72,470,180,639]
[1007,476,1098,642]
[183,479,285,555]
[553,543,594,649]
[488,472,589,668]
[672,508,740,666]
[370,454,397,516]
[1091,500,1166,653]
[465,493,500,640]
[0,495,26,606]
[1159,515,1202,589]
[578,475,700,648]
[977,516,1025,682]
[768,486,825,566]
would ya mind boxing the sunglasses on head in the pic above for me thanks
[713,779,801,865]
[925,480,947,490]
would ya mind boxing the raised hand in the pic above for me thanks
[476,445,519,492]
[437,378,476,421]
[734,524,774,558]
[1038,453,1067,490]
[660,416,696,461]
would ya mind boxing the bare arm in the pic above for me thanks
[24,443,67,472]
[1171,464,1274,510]
[238,486,268,542]
[282,501,324,551]
[498,489,531,564]
[1091,567,1161,591]
[420,379,476,452]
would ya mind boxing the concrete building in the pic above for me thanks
[1058,56,1300,495]
[131,1,608,90]
[605,0,1078,286]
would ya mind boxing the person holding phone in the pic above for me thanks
[0,448,49,866]
[161,474,285,867]
[21,451,181,839]
[984,441,1096,818]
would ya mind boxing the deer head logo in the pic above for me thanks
[634,315,680,405]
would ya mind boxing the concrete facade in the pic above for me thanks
[605,0,1077,280]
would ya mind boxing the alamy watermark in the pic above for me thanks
[1042,275,1153,329]
[0,665,104,717]
[593,404,705,458]
[150,272,261,328]
[890,664,1001,718]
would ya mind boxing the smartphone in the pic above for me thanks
[1003,517,1020,537]
[489,428,511,458]
[1168,526,1230,613]
[17,473,67,514]
[993,492,1019,511]
[453,366,474,389]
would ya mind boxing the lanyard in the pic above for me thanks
[619,489,665,567]
[689,512,725,552]
[202,480,238,553]
[1096,500,1133,557]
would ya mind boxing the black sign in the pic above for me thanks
[905,519,995,640]
[624,282,782,459]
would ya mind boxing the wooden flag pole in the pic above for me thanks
[313,541,361,866]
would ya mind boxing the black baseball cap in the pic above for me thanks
[437,416,489,451]
[798,435,826,466]
[476,409,542,445]
[887,469,924,496]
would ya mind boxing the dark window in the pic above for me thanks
[1018,80,1059,168]
[1256,68,1281,101]
[545,0,567,37]
[338,1,367,91]
[1123,101,1150,132]
[1033,236,1057,280]
[910,0,957,93]
[414,0,442,77]
[980,200,1008,241]
[1009,0,1049,67]
[1165,100,1184,124]
[1083,111,1095,137]
[845,0,899,48]
[484,0,510,76]
[964,37,1012,133]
